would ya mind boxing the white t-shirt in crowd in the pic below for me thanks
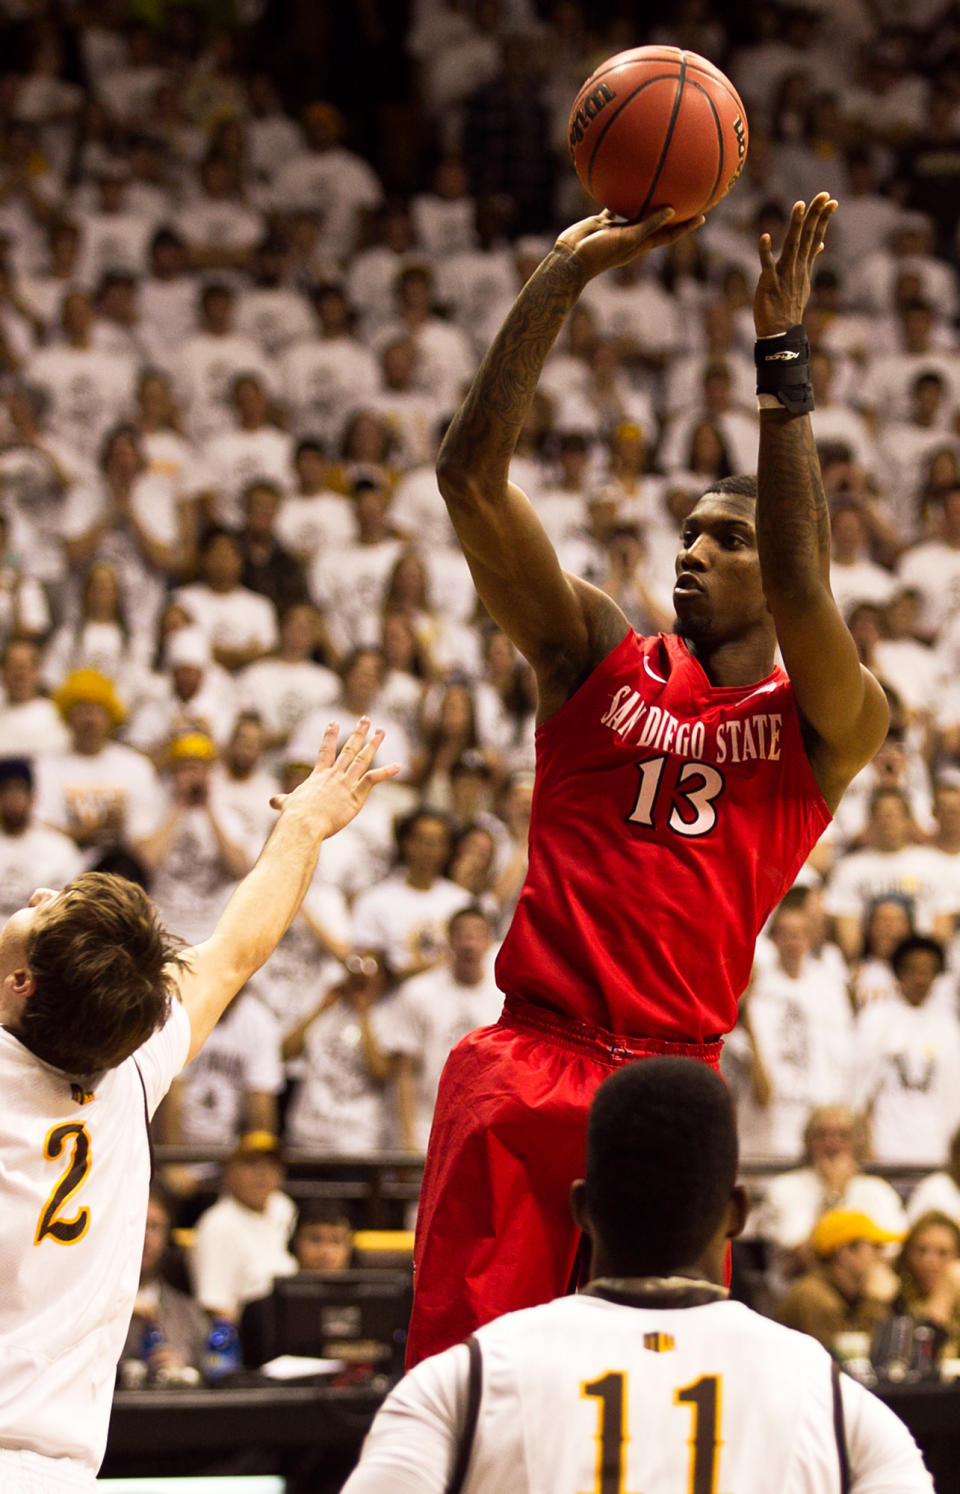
[284,995,390,1152]
[202,425,294,529]
[274,488,357,561]
[852,995,960,1166]
[23,345,137,461]
[732,962,854,1164]
[0,697,72,759]
[351,871,472,976]
[173,582,278,659]
[147,800,247,947]
[823,844,960,934]
[175,991,284,1145]
[377,954,503,1149]
[906,1169,960,1226]
[0,1001,190,1476]
[278,336,380,447]
[749,1165,908,1250]
[33,741,166,858]
[191,1189,296,1320]
[0,825,85,922]
[236,656,340,744]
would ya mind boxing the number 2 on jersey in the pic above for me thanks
[35,1121,92,1245]
[581,1371,723,1494]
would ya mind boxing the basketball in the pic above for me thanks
[568,45,749,222]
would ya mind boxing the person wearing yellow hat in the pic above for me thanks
[34,667,166,861]
[191,1130,297,1321]
[775,1208,903,1352]
[133,728,251,948]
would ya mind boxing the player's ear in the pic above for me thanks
[569,1178,589,1231]
[724,1183,750,1242]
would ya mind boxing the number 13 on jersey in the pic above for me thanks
[581,1370,724,1494]
[627,757,724,839]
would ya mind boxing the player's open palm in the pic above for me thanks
[754,192,836,336]
[270,718,400,838]
[557,206,705,283]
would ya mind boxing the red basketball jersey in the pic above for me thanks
[496,630,831,1041]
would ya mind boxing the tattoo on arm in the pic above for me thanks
[756,409,831,592]
[439,249,585,473]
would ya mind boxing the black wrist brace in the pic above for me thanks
[755,324,815,415]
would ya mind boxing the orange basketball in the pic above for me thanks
[568,45,748,222]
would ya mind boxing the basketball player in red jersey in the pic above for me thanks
[405,194,889,1367]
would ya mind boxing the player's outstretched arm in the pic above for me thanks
[437,206,702,719]
[754,194,888,811]
[172,719,399,1061]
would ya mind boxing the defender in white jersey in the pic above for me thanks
[0,718,397,1491]
[343,1059,932,1494]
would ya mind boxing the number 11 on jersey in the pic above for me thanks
[581,1370,724,1494]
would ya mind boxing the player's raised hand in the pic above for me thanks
[754,191,836,336]
[269,718,400,837]
[555,205,705,283]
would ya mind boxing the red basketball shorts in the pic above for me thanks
[405,994,722,1368]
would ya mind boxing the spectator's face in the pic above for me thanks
[0,778,32,833]
[234,378,266,425]
[228,721,264,774]
[137,373,173,424]
[202,535,243,589]
[62,291,92,338]
[2,644,38,701]
[226,1153,282,1213]
[869,795,910,851]
[202,290,232,333]
[449,912,491,973]
[866,899,911,958]
[771,908,810,973]
[905,1222,959,1296]
[401,817,450,879]
[172,759,210,800]
[105,432,141,480]
[808,1110,856,1165]
[295,448,329,489]
[172,663,202,700]
[68,699,112,750]
[294,1221,352,1271]
[836,1238,882,1287]
[244,484,279,535]
[342,652,384,712]
[897,949,941,1007]
[280,605,317,657]
[935,787,960,839]
[913,380,943,422]
[381,341,415,389]
[85,565,120,620]
[141,1196,170,1280]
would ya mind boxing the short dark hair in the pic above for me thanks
[293,1198,353,1233]
[891,933,945,978]
[448,902,493,935]
[21,872,184,1073]
[0,756,32,790]
[706,474,758,502]
[585,1058,737,1275]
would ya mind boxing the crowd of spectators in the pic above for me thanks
[2,0,960,1384]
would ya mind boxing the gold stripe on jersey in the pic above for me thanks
[35,1120,92,1246]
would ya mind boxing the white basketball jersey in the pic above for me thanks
[346,1292,933,1494]
[0,1001,190,1474]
